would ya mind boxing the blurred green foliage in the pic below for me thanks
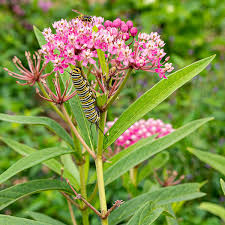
[0,0,224,224]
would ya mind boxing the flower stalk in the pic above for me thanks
[67,199,77,225]
[95,111,108,225]
[37,82,66,121]
[104,68,133,110]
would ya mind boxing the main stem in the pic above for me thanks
[95,111,108,225]
[79,163,89,225]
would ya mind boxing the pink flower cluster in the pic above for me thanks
[106,118,174,148]
[41,16,173,78]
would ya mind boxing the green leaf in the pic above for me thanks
[104,55,215,148]
[33,25,47,46]
[105,135,156,171]
[0,114,74,147]
[104,118,213,185]
[89,135,156,184]
[61,154,80,185]
[138,151,169,184]
[109,183,205,225]
[61,69,96,150]
[0,215,53,225]
[0,179,73,210]
[0,146,73,184]
[92,25,109,77]
[220,179,225,195]
[165,205,179,225]
[0,137,79,189]
[28,211,66,225]
[199,202,225,222]
[187,147,225,176]
[96,49,109,77]
[126,202,164,225]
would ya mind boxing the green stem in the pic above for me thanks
[37,82,66,121]
[62,105,90,224]
[104,68,133,110]
[88,183,98,203]
[95,111,108,225]
[67,199,77,225]
[79,163,89,225]
[130,167,138,187]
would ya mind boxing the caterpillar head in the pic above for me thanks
[73,67,81,74]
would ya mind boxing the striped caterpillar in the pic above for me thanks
[70,67,100,125]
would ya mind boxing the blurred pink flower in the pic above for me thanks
[105,118,174,149]
[38,0,52,12]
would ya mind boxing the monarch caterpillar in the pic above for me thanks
[72,9,93,23]
[70,67,100,125]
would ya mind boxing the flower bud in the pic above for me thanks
[126,20,133,29]
[104,20,112,27]
[121,24,128,33]
[113,18,121,28]
[98,25,104,30]
[130,27,138,36]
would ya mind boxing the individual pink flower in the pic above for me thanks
[38,0,52,12]
[4,51,53,86]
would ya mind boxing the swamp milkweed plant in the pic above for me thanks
[1,9,215,225]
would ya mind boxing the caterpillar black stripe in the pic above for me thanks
[70,67,100,125]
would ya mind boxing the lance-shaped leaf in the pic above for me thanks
[104,117,213,185]
[0,137,79,188]
[0,215,53,225]
[220,179,225,195]
[187,147,225,176]
[199,202,225,222]
[61,154,79,184]
[27,211,66,225]
[109,183,205,225]
[0,113,74,147]
[34,25,47,46]
[92,25,109,77]
[104,55,215,148]
[0,179,73,210]
[126,202,164,225]
[137,151,169,184]
[165,205,179,225]
[96,49,109,77]
[89,135,156,184]
[104,135,156,171]
[0,147,73,184]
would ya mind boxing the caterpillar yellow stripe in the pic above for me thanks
[70,67,100,124]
